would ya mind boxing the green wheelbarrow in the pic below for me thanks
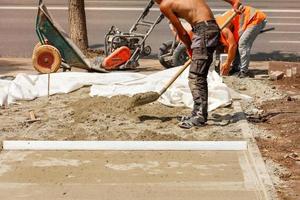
[32,0,107,73]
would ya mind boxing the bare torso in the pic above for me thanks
[164,0,214,25]
[156,0,236,53]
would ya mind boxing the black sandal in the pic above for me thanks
[178,116,206,129]
[177,115,192,122]
[178,120,194,129]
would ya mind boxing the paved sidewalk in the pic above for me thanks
[0,57,35,76]
[0,150,265,200]
[0,57,270,77]
[0,57,164,77]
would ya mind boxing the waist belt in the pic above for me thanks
[192,20,217,32]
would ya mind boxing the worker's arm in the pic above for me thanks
[221,28,237,75]
[159,4,192,56]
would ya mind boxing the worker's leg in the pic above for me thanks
[231,50,241,73]
[179,22,219,128]
[188,47,215,122]
[238,20,267,74]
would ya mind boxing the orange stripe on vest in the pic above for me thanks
[216,6,267,46]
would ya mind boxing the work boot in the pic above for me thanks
[238,71,249,78]
[178,115,206,129]
[229,68,240,76]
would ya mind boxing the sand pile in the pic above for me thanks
[0,88,242,141]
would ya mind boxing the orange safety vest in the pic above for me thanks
[237,6,267,36]
[216,6,267,45]
[216,10,237,51]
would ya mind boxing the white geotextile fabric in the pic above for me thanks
[0,66,246,111]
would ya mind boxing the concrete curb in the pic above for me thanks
[2,140,248,151]
[233,101,278,200]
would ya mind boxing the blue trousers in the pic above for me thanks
[233,20,267,73]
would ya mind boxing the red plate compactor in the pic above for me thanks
[101,0,164,70]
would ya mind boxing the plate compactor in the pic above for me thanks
[102,0,164,70]
[32,0,164,74]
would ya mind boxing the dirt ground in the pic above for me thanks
[0,58,299,199]
[250,78,300,200]
[224,71,300,199]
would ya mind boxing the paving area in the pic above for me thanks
[0,150,266,200]
[1,58,299,199]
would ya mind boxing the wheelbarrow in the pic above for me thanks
[32,0,107,73]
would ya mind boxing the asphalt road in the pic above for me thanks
[0,0,300,61]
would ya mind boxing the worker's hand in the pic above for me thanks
[187,48,193,58]
[232,1,244,14]
[220,62,231,76]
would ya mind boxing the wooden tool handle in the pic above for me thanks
[159,7,241,96]
[219,6,241,30]
[159,59,191,95]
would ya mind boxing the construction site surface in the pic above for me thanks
[0,58,299,199]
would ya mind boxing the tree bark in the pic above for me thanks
[68,0,88,52]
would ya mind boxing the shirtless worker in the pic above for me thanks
[155,0,241,129]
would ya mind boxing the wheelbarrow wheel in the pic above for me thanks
[32,40,50,54]
[32,45,61,74]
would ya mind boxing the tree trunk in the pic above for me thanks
[68,0,88,53]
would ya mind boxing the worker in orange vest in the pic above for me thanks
[216,6,267,77]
